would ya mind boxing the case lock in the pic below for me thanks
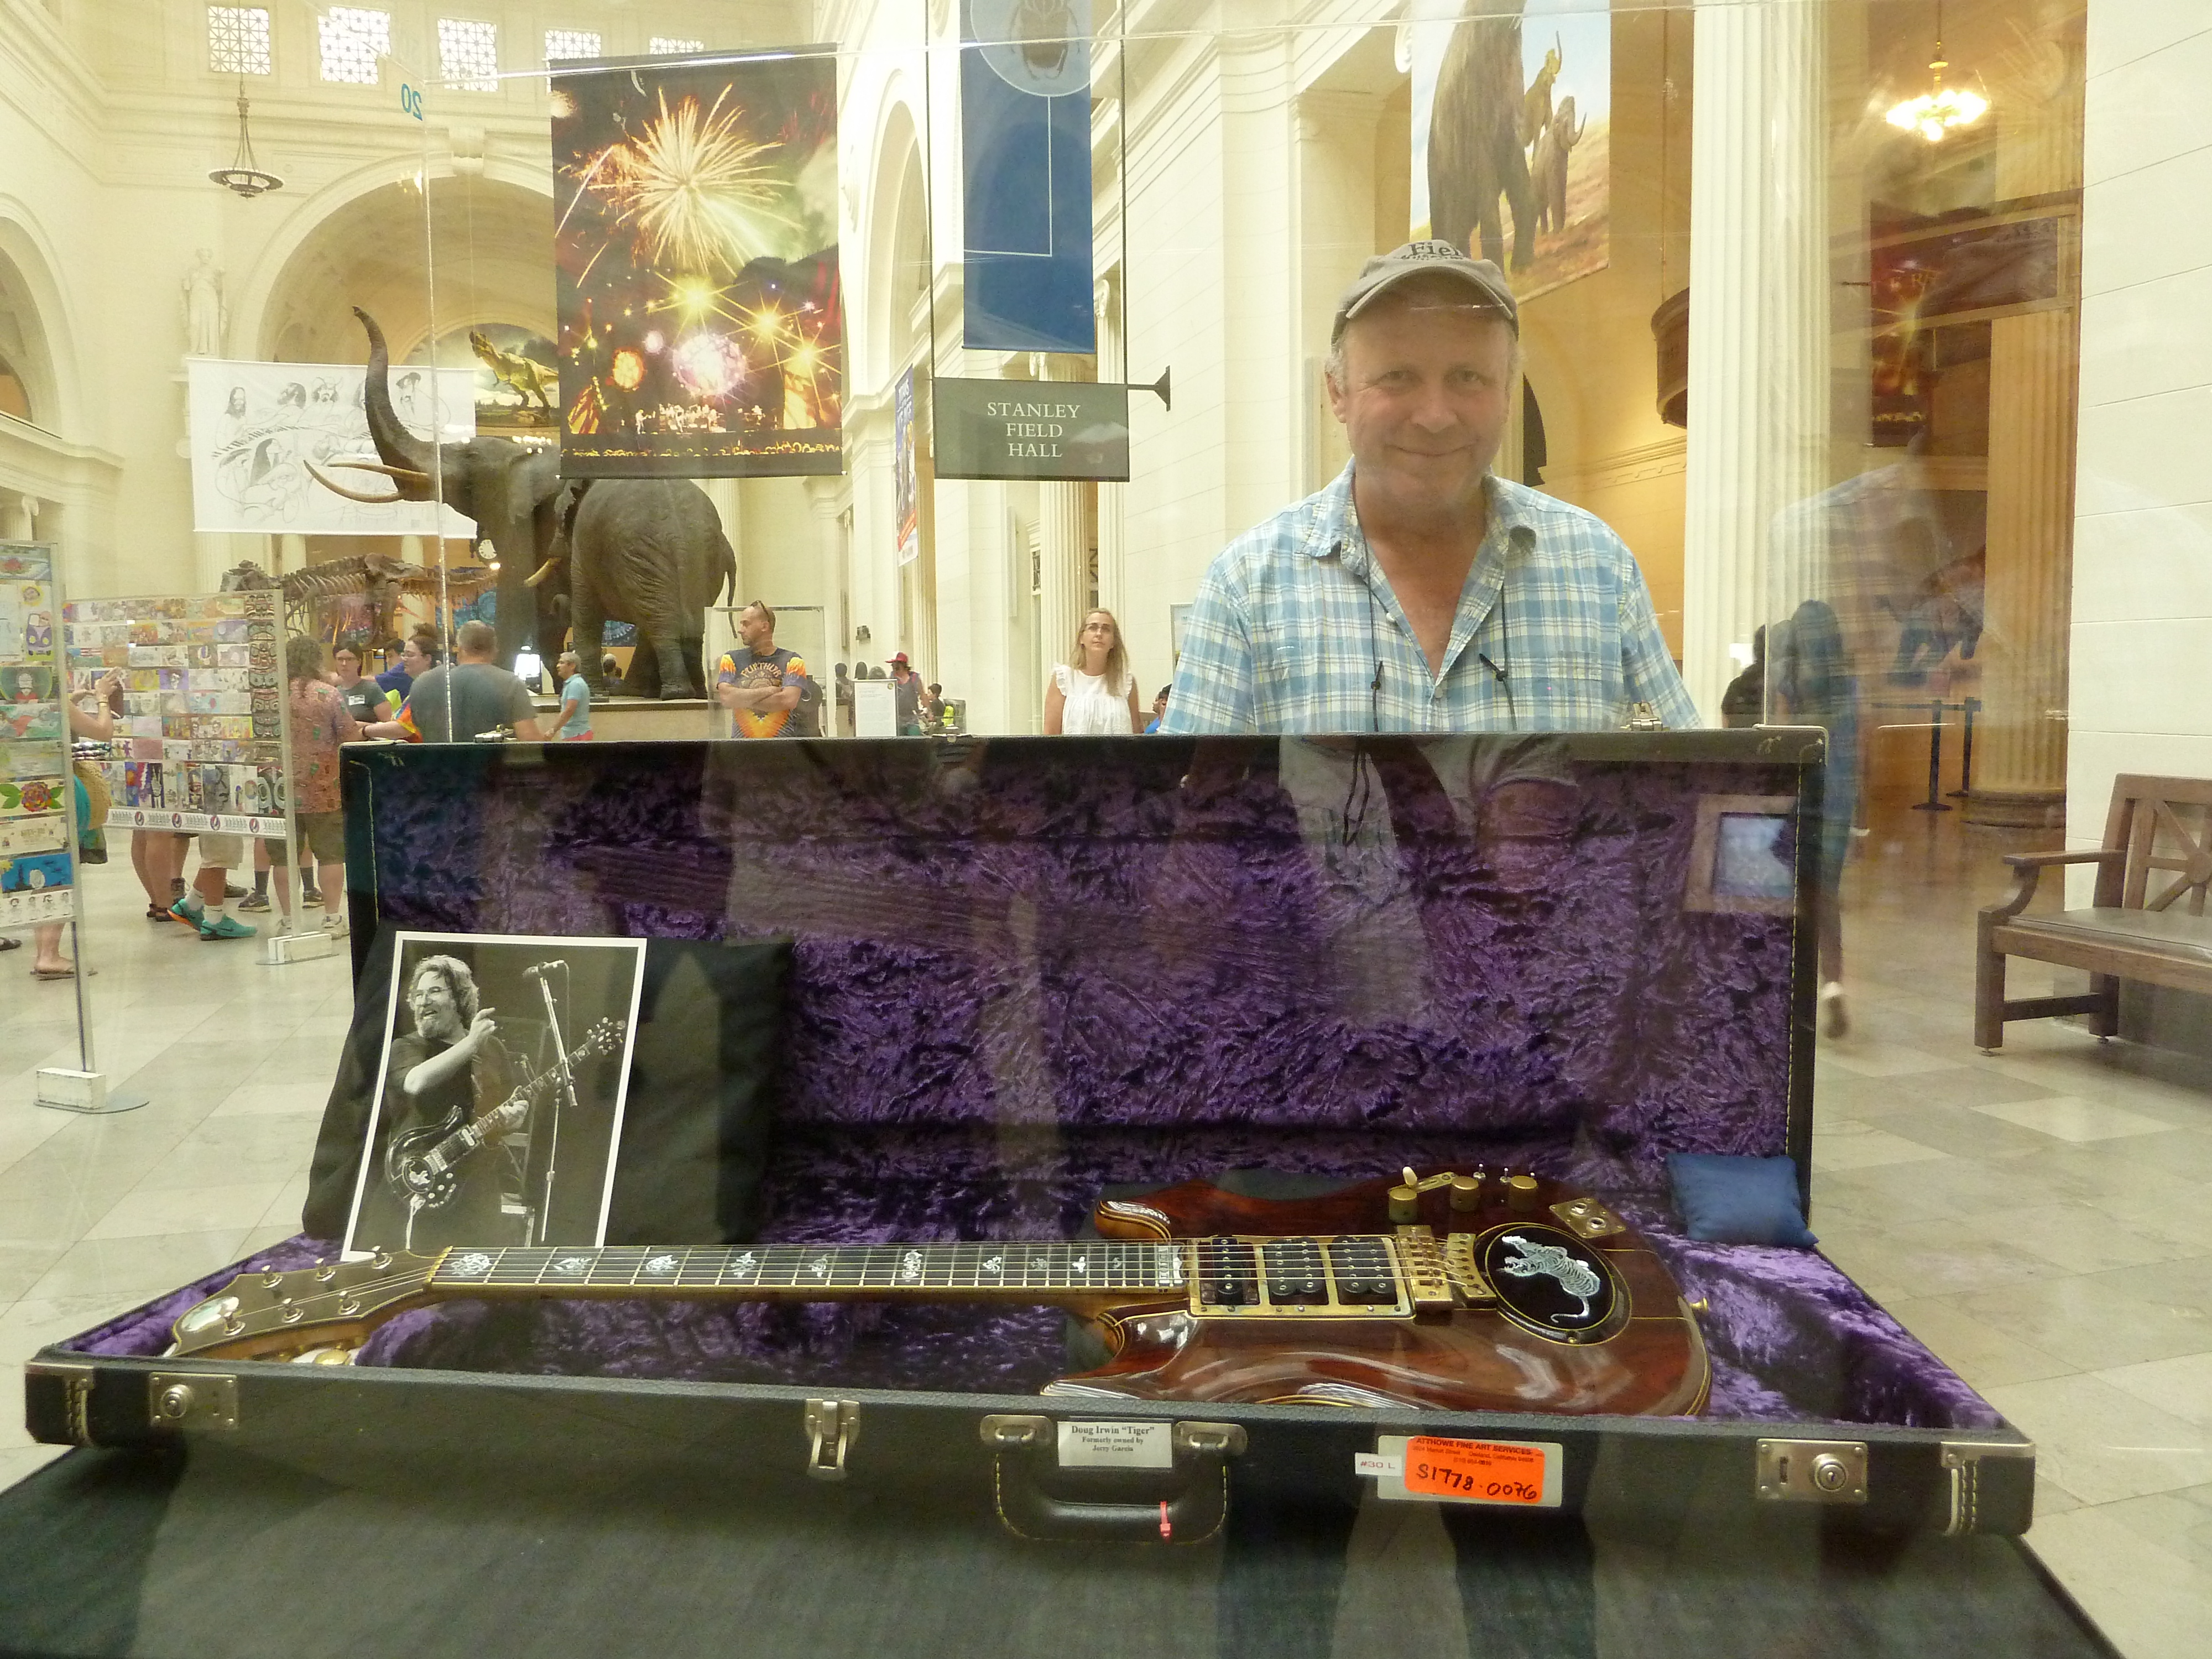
[147,1372,239,1433]
[802,1399,859,1481]
[1756,1438,1866,1504]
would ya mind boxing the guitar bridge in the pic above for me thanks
[1187,1236,1413,1320]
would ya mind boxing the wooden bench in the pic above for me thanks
[1976,775,2212,1051]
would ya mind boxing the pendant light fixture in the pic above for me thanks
[1886,1,1990,143]
[208,75,284,197]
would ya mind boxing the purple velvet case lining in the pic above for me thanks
[65,735,2000,1432]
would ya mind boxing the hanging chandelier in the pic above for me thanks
[208,76,284,197]
[1886,2,1989,143]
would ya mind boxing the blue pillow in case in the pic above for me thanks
[1666,1154,1818,1246]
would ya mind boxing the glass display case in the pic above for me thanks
[2,1,2201,1655]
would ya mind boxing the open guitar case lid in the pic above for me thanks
[27,731,2036,1539]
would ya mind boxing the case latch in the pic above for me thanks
[1756,1437,1866,1504]
[146,1371,239,1432]
[802,1399,859,1480]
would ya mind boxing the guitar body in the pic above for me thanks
[383,1111,466,1211]
[1054,1172,1709,1417]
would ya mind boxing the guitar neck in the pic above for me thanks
[427,1240,1192,1305]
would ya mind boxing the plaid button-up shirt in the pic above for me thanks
[1161,466,1698,736]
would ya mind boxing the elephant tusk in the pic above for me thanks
[327,458,436,491]
[525,558,565,588]
[306,461,404,505]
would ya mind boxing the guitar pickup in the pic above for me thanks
[1188,1236,1413,1319]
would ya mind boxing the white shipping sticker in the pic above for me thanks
[1057,1420,1175,1471]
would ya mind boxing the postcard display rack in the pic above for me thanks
[66,589,288,838]
[65,588,327,960]
[0,543,73,932]
[1,540,123,1113]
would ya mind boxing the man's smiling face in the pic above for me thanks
[1328,275,1515,526]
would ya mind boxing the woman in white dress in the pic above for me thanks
[1044,609,1142,735]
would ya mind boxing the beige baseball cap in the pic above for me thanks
[1332,240,1519,341]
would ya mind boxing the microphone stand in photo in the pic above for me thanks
[528,962,577,1247]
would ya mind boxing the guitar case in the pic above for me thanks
[29,732,2036,1546]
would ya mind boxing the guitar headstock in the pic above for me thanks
[171,1250,441,1360]
[580,1017,624,1060]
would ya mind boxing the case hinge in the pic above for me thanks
[1756,1437,1866,1504]
[1940,1440,2035,1535]
[148,1372,239,1432]
[802,1399,859,1481]
[26,1359,96,1446]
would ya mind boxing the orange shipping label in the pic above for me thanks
[1402,1437,1549,1505]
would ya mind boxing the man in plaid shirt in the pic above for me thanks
[1162,242,1697,737]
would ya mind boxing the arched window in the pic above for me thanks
[0,351,31,422]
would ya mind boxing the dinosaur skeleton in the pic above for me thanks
[220,554,468,645]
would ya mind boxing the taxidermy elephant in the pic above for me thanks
[534,478,735,701]
[1427,1,1537,273]
[310,309,734,699]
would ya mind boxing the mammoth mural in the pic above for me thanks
[1531,95,1588,237]
[309,309,735,700]
[1427,1,1536,273]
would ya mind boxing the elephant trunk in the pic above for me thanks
[355,307,438,500]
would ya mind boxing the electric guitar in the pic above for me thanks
[382,1018,625,1213]
[175,1168,1709,1417]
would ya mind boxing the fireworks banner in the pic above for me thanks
[1409,0,1610,305]
[961,0,1095,354]
[551,51,844,477]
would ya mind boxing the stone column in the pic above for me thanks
[1035,359,1090,696]
[4,494,36,541]
[1681,0,1828,723]
[1092,274,1124,622]
[1964,49,2082,828]
[1039,479,1088,688]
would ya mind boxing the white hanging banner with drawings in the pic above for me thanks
[186,359,478,537]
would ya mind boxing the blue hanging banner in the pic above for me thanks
[961,0,1095,355]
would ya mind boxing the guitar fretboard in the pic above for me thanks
[429,1241,1188,1298]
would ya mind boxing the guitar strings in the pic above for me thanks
[240,1239,1421,1315]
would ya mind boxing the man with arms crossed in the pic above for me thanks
[1163,242,1695,735]
[715,601,806,738]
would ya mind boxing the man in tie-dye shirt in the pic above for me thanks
[714,601,807,739]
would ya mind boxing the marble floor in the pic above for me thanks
[3,809,2209,1657]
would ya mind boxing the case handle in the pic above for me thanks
[980,1415,1247,1544]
